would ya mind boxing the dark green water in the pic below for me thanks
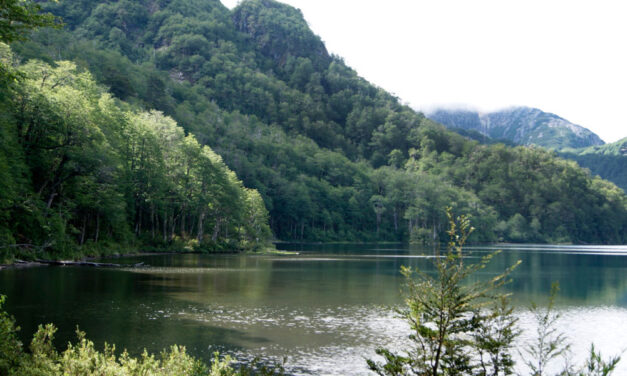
[1,244,627,374]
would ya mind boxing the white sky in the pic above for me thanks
[221,0,627,143]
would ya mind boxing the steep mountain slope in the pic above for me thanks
[429,107,604,149]
[565,137,627,156]
[559,138,627,192]
[9,0,626,244]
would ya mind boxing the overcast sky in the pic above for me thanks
[221,0,627,143]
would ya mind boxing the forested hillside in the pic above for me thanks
[430,108,626,192]
[559,138,627,192]
[0,46,272,262]
[3,0,627,251]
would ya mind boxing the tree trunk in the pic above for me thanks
[46,192,57,210]
[163,210,168,243]
[180,209,186,238]
[136,205,142,235]
[94,214,100,243]
[170,213,176,240]
[151,204,155,239]
[393,207,398,232]
[80,215,87,246]
[197,210,205,243]
[212,219,219,242]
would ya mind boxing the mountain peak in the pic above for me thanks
[429,106,604,149]
[232,0,330,69]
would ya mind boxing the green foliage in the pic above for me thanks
[368,213,623,376]
[0,50,273,260]
[5,0,627,245]
[0,295,24,375]
[520,284,622,376]
[367,209,521,375]
[573,345,621,376]
[0,294,285,375]
[521,283,570,376]
[0,0,60,83]
[559,138,627,193]
[0,0,60,44]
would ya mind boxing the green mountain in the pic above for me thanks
[429,107,605,149]
[2,0,626,252]
[429,108,626,192]
[559,138,627,192]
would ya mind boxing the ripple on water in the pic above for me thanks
[142,303,627,375]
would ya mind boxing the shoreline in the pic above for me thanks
[0,247,296,271]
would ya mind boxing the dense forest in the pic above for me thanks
[0,29,272,262]
[559,138,627,193]
[1,0,626,262]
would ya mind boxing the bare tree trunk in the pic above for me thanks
[151,204,155,239]
[393,207,398,232]
[211,219,219,242]
[180,208,186,238]
[94,214,100,243]
[80,215,87,246]
[170,213,176,240]
[197,210,205,243]
[162,210,167,243]
[136,206,142,235]
[46,192,58,210]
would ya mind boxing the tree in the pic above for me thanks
[0,0,60,82]
[0,0,59,44]
[367,209,520,375]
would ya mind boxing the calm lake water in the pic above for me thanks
[2,244,627,374]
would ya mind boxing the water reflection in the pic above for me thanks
[1,244,627,375]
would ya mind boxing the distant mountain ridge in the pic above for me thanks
[429,107,604,149]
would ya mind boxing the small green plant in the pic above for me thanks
[367,208,521,375]
[521,283,570,376]
[0,295,24,375]
[521,284,622,376]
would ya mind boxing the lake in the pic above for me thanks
[2,244,627,374]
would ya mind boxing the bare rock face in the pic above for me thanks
[429,107,604,149]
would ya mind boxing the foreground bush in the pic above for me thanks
[0,296,282,376]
